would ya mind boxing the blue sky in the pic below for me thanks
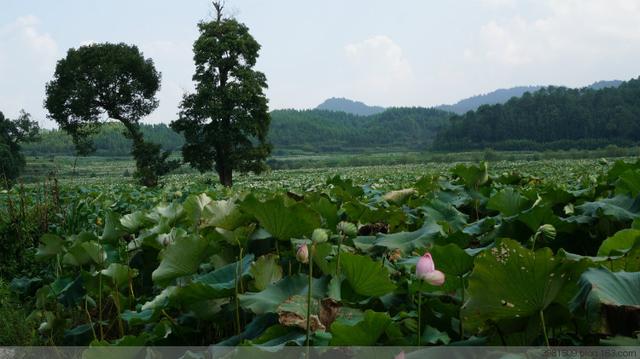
[2,0,640,128]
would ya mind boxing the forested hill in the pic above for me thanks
[23,123,185,156]
[269,107,451,152]
[433,77,640,151]
[315,97,385,116]
[436,80,622,114]
[23,107,453,156]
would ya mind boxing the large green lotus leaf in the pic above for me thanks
[462,238,571,331]
[120,211,152,233]
[570,268,640,336]
[616,169,640,197]
[487,188,531,217]
[216,313,279,346]
[185,254,254,299]
[326,175,364,199]
[151,234,209,285]
[36,234,64,260]
[238,274,327,315]
[100,263,137,290]
[430,243,474,277]
[306,194,339,230]
[201,198,246,230]
[557,248,640,278]
[62,241,106,267]
[451,162,489,188]
[329,310,391,346]
[182,193,212,228]
[340,252,396,297]
[598,229,640,256]
[312,242,336,276]
[147,202,184,227]
[342,200,407,229]
[249,254,283,291]
[573,195,640,223]
[420,199,469,232]
[371,220,443,254]
[241,194,321,240]
[100,211,126,243]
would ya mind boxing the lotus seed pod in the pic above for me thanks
[311,228,328,243]
[337,221,358,237]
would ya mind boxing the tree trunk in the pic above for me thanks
[218,165,233,187]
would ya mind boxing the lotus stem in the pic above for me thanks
[540,310,550,347]
[306,244,314,348]
[336,234,343,276]
[459,275,464,339]
[417,291,422,346]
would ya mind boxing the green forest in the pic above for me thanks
[22,76,640,157]
[434,77,640,150]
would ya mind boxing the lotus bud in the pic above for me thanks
[337,221,358,237]
[311,228,329,243]
[415,253,445,286]
[296,244,309,264]
[537,224,556,241]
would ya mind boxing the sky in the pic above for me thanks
[2,0,640,128]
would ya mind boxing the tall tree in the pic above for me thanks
[45,43,179,186]
[0,110,39,187]
[171,2,271,187]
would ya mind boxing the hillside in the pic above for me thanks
[433,77,640,151]
[436,80,623,114]
[269,107,451,152]
[23,123,184,156]
[315,97,385,116]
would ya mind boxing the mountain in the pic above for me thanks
[270,107,451,152]
[436,80,623,115]
[315,97,385,116]
[433,77,640,151]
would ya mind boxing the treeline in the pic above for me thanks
[269,107,451,153]
[23,123,184,156]
[433,77,640,150]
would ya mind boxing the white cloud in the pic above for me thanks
[467,0,640,69]
[0,15,59,127]
[343,35,414,105]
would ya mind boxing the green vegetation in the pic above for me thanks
[270,107,451,152]
[434,77,640,150]
[2,157,640,347]
[171,3,271,187]
[45,42,180,186]
[0,110,39,187]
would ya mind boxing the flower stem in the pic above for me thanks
[459,275,465,339]
[336,235,343,276]
[540,310,550,347]
[417,291,422,346]
[306,245,314,347]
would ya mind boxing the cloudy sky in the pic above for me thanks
[2,0,640,128]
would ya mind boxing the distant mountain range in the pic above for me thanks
[316,80,623,116]
[315,97,385,116]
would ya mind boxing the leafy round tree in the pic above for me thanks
[0,110,39,187]
[45,43,179,186]
[171,4,271,187]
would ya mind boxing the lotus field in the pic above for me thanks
[4,159,640,347]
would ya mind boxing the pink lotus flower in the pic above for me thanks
[296,243,309,264]
[416,253,445,286]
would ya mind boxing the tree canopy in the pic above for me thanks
[45,42,179,186]
[171,4,271,187]
[0,110,39,186]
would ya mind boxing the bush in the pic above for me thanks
[0,280,38,345]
